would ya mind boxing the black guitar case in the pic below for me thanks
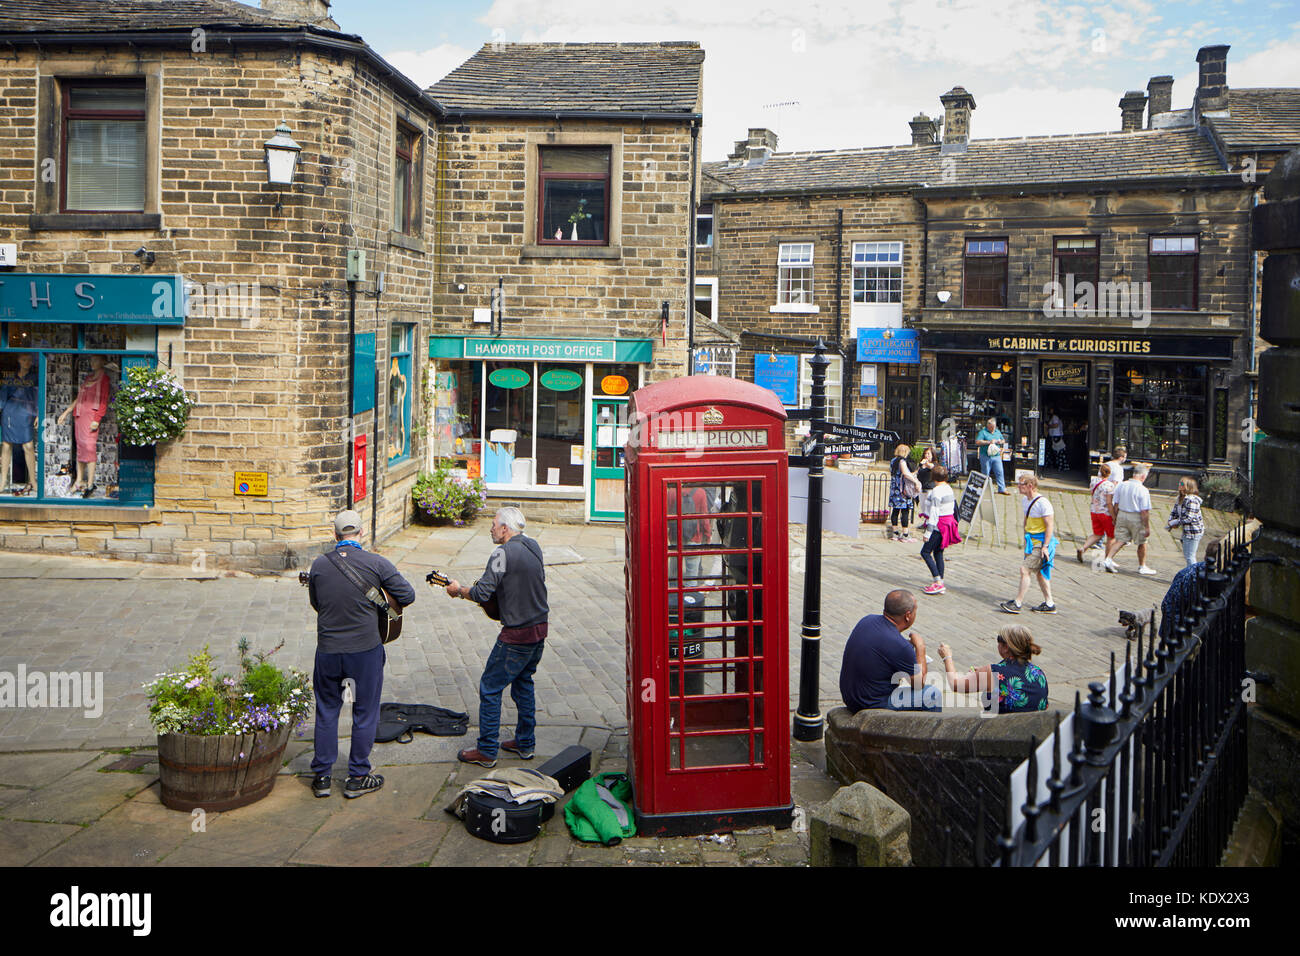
[374,702,469,744]
[464,791,549,843]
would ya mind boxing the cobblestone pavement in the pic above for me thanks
[0,484,1241,865]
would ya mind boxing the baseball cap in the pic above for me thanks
[333,510,362,536]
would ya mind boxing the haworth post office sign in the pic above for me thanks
[0,273,187,325]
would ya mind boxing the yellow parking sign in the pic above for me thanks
[234,472,268,496]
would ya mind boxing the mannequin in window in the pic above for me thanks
[56,354,113,497]
[0,354,38,496]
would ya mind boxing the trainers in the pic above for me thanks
[1076,548,1084,563]
[1104,558,1119,573]
[311,773,331,798]
[922,582,946,595]
[457,747,497,768]
[998,600,1022,614]
[1030,602,1058,614]
[1138,566,1157,575]
[343,773,383,799]
[500,739,535,760]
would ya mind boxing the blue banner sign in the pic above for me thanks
[857,328,919,363]
[754,353,799,406]
[0,273,187,325]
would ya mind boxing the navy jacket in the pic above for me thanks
[469,533,548,629]
[309,544,416,654]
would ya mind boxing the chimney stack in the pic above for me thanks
[1195,44,1230,116]
[742,128,778,163]
[940,87,976,151]
[1146,75,1173,127]
[1119,91,1147,132]
[260,0,337,25]
[909,113,940,146]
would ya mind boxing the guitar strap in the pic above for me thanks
[325,549,397,621]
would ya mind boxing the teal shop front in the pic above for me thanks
[0,274,181,506]
[427,336,653,521]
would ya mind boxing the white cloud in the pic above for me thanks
[384,43,477,89]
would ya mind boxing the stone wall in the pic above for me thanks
[825,705,1059,866]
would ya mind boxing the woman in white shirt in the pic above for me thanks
[918,464,961,595]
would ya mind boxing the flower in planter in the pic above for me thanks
[412,460,487,526]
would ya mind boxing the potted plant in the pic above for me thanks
[113,365,196,446]
[412,459,487,526]
[1200,472,1242,513]
[567,197,591,241]
[144,639,313,811]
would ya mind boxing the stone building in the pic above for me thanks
[700,45,1300,486]
[0,1,702,567]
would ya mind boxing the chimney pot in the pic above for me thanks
[1119,91,1147,132]
[1195,44,1230,117]
[1146,75,1174,127]
[909,113,940,146]
[260,0,336,25]
[939,86,976,149]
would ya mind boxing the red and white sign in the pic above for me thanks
[353,434,367,502]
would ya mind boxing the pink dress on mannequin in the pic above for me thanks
[73,371,110,464]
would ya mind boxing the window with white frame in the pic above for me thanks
[852,242,902,303]
[694,277,718,322]
[799,353,842,420]
[777,243,815,305]
[695,203,713,248]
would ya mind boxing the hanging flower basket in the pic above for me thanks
[113,366,195,446]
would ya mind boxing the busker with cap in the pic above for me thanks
[440,507,549,769]
[305,510,415,798]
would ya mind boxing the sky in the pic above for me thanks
[327,0,1300,160]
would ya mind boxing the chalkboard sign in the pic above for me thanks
[955,469,987,524]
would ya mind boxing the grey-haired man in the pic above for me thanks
[442,507,549,768]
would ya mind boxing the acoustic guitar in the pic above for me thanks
[427,569,501,621]
[299,570,404,644]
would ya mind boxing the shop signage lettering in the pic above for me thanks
[539,369,583,392]
[925,331,1232,361]
[601,375,629,395]
[857,329,920,363]
[488,367,530,389]
[466,338,616,361]
[657,428,768,450]
[995,336,1150,354]
[1041,362,1088,387]
[0,273,186,326]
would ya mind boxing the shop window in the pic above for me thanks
[1,323,156,504]
[62,81,146,212]
[696,203,714,248]
[538,147,610,244]
[935,354,1016,452]
[1113,361,1207,464]
[776,243,815,306]
[799,353,842,420]
[852,242,902,303]
[963,238,1008,308]
[594,363,637,397]
[387,325,413,465]
[536,363,585,486]
[430,361,481,477]
[1053,237,1099,309]
[1148,235,1198,310]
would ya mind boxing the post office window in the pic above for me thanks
[62,81,146,212]
[538,147,610,244]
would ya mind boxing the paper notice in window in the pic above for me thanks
[547,468,560,485]
[570,445,583,466]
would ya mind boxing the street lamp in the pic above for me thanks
[263,122,302,186]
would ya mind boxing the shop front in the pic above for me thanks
[856,329,921,445]
[427,335,654,522]
[0,274,177,507]
[923,330,1236,482]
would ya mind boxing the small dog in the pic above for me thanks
[1118,609,1153,641]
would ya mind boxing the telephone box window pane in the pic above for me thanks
[683,734,757,768]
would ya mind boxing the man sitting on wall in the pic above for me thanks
[839,589,940,712]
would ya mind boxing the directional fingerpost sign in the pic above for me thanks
[822,442,880,456]
[812,420,901,445]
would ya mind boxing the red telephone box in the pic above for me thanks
[625,376,791,836]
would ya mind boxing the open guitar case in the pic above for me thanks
[459,745,592,845]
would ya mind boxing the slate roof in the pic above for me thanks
[1208,89,1300,151]
[0,0,346,34]
[427,42,704,116]
[703,126,1233,197]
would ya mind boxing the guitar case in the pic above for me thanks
[464,790,550,843]
[536,745,592,794]
[374,702,470,744]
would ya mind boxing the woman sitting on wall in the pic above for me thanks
[937,626,1049,714]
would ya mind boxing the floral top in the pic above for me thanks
[990,658,1049,714]
[1167,495,1204,537]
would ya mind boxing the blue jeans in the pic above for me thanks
[887,683,943,712]
[477,639,545,758]
[982,454,1005,492]
[1181,534,1202,567]
[312,643,385,778]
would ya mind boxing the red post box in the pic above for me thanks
[624,376,791,835]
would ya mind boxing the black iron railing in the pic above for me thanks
[978,521,1252,867]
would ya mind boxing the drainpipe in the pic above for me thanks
[346,279,356,508]
[688,121,699,359]
[1248,190,1259,480]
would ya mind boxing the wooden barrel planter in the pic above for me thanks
[157,725,293,812]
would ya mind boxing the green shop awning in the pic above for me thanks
[429,336,653,364]
[0,273,187,326]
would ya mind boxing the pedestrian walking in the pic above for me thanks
[999,473,1058,614]
[1077,461,1117,562]
[441,507,549,769]
[919,464,960,595]
[975,416,1009,493]
[887,444,921,542]
[1104,463,1156,575]
[306,510,416,799]
[1105,445,1128,482]
[1166,476,1205,567]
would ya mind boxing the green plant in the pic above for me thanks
[143,638,312,736]
[567,197,591,224]
[413,460,486,525]
[1200,473,1241,496]
[113,365,195,445]
[909,444,931,464]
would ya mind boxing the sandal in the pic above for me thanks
[14,485,34,497]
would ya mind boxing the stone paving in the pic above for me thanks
[0,481,1241,865]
